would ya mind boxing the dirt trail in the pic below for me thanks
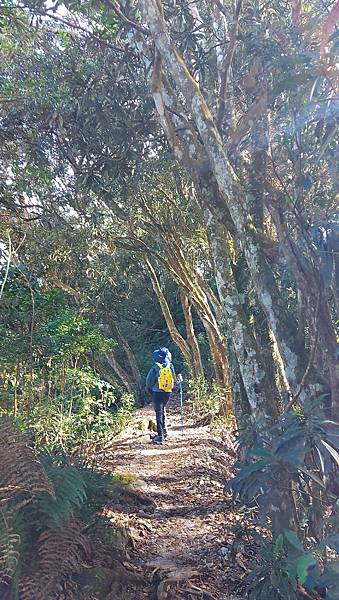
[98,402,248,600]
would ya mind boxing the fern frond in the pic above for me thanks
[0,509,20,585]
[0,417,55,507]
[77,468,113,522]
[0,421,113,598]
[37,464,87,527]
[0,418,55,587]
[19,518,90,600]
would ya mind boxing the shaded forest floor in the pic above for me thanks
[93,401,256,600]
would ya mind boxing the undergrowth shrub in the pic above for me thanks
[230,397,339,600]
[0,275,135,454]
[111,392,135,433]
[187,376,228,421]
[0,416,132,600]
[19,371,135,453]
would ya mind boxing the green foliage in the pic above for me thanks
[37,310,112,361]
[231,397,339,598]
[246,531,319,600]
[245,525,339,600]
[25,381,135,454]
[36,462,88,527]
[0,271,134,452]
[0,417,145,600]
[0,269,108,370]
[187,376,226,419]
[110,393,135,432]
[110,472,139,488]
[26,368,115,452]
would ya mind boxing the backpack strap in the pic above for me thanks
[155,362,163,368]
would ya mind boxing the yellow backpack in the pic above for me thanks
[156,362,174,392]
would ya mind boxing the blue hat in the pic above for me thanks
[152,347,171,363]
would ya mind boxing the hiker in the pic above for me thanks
[145,347,175,445]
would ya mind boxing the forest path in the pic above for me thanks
[97,402,248,600]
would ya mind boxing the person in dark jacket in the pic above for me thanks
[145,347,175,445]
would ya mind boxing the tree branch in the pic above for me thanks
[104,0,150,35]
[216,0,243,132]
[146,258,193,367]
[0,230,12,300]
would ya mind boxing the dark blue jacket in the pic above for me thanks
[145,347,176,393]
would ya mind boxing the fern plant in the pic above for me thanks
[0,416,124,600]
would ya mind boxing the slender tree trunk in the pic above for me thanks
[110,322,141,383]
[267,199,338,414]
[13,362,20,417]
[105,351,134,394]
[49,275,82,305]
[180,289,204,377]
[146,256,231,401]
[205,327,223,384]
[87,354,117,386]
[199,312,232,412]
[146,258,194,369]
[161,251,232,396]
[247,111,282,402]
[227,340,252,430]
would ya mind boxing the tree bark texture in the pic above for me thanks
[180,289,204,377]
[204,204,278,423]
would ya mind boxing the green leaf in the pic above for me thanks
[315,445,325,481]
[298,467,326,489]
[238,459,270,479]
[296,554,317,585]
[249,447,274,459]
[321,440,339,466]
[273,533,284,557]
[283,529,304,553]
[309,76,320,101]
[317,125,338,162]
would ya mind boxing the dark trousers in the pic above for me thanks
[153,391,170,439]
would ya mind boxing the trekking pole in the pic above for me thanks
[177,374,184,435]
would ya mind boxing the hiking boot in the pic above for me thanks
[152,435,164,445]
[163,431,168,439]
